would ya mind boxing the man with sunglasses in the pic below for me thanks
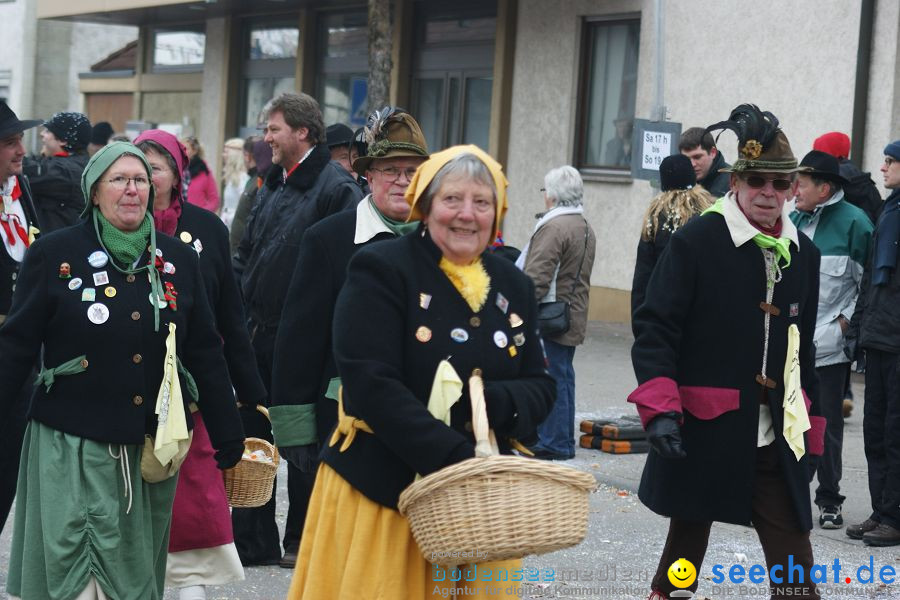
[790,150,872,532]
[843,140,900,546]
[268,107,427,568]
[630,104,824,600]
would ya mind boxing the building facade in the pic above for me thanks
[34,0,900,321]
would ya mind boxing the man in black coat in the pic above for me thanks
[844,139,900,546]
[232,92,362,567]
[0,101,41,535]
[679,126,731,198]
[631,105,823,600]
[23,111,92,232]
[269,107,428,549]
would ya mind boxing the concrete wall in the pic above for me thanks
[0,0,36,118]
[506,0,899,321]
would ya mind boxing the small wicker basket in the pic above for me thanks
[398,369,597,566]
[223,405,280,508]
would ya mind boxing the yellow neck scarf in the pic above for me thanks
[439,257,491,312]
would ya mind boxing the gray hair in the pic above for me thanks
[543,165,583,207]
[418,153,497,216]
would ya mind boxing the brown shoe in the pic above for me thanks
[846,518,879,539]
[842,398,853,418]
[279,550,298,569]
[863,523,900,547]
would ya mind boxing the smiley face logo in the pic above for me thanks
[667,558,696,589]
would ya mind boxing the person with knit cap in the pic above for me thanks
[790,150,873,531]
[22,111,92,232]
[813,131,881,224]
[270,107,429,568]
[631,153,714,318]
[88,121,115,157]
[134,130,266,599]
[843,139,900,547]
[286,145,555,599]
[630,104,824,600]
[0,141,245,600]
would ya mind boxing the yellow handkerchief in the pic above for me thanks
[782,324,810,460]
[154,322,190,465]
[426,359,463,425]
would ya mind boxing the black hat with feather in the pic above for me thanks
[705,104,797,174]
[352,106,428,173]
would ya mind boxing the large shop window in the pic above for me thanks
[151,25,205,71]
[410,1,496,153]
[574,16,640,172]
[239,20,299,136]
[316,10,368,128]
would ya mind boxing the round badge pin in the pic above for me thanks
[104,286,117,298]
[87,302,109,325]
[450,327,469,343]
[415,325,432,343]
[179,231,193,243]
[493,330,508,348]
[67,277,83,291]
[87,251,108,268]
[163,261,176,275]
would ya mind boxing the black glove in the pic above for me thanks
[646,412,686,459]
[214,440,245,470]
[279,444,320,473]
[483,388,517,433]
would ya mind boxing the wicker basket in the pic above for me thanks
[223,405,280,508]
[398,370,596,566]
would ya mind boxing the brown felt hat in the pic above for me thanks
[707,104,798,174]
[352,107,428,173]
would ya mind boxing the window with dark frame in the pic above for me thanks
[315,10,368,128]
[238,18,299,137]
[574,16,640,172]
[150,25,206,72]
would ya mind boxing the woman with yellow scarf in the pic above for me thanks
[287,145,555,599]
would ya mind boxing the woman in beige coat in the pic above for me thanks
[517,165,596,459]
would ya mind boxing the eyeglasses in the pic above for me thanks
[105,176,151,191]
[743,175,793,191]
[370,166,418,182]
[886,157,897,167]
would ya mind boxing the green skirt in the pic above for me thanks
[7,421,178,600]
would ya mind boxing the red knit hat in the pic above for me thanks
[813,132,850,160]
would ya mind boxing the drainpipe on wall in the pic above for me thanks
[851,0,875,164]
[653,0,666,122]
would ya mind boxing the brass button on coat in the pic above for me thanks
[132,354,142,364]
[131,311,140,321]
[126,274,135,283]
[133,395,143,406]
[469,316,481,327]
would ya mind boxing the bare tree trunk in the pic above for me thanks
[367,0,392,112]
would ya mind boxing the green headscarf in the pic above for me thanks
[81,141,164,332]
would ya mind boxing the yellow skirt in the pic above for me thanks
[288,464,521,599]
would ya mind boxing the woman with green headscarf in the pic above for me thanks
[0,142,245,600]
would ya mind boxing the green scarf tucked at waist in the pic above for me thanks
[95,211,152,269]
[371,197,419,236]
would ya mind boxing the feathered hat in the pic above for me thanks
[705,104,797,173]
[352,106,428,173]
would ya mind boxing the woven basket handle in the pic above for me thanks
[469,369,498,457]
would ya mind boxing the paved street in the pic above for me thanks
[1,322,899,599]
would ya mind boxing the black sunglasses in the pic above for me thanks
[743,175,793,191]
